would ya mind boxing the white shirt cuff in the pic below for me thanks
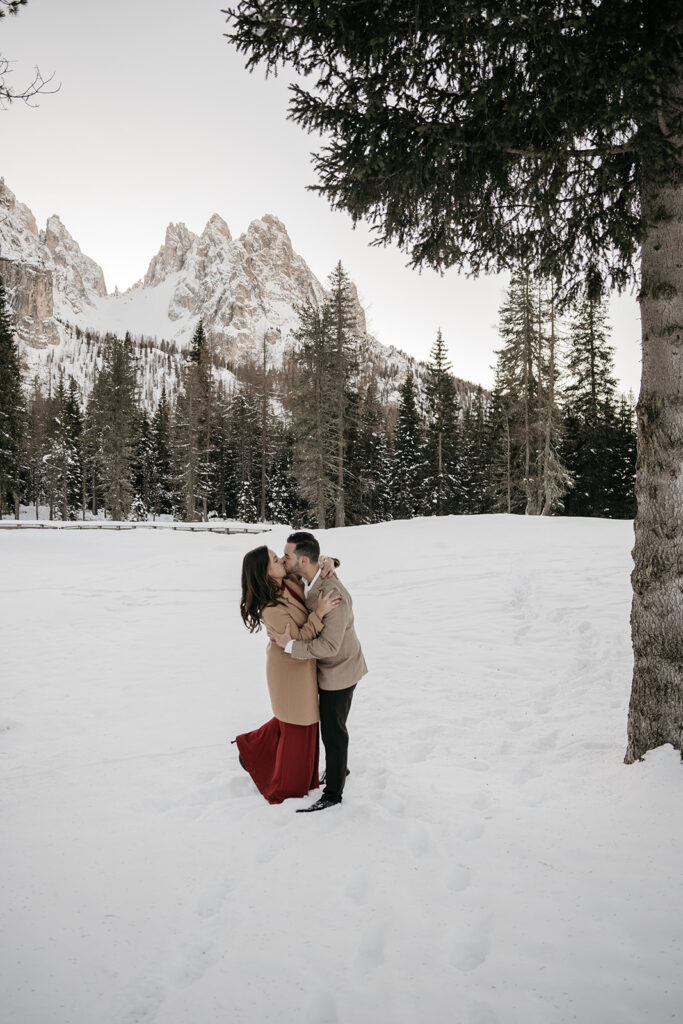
[285,639,295,654]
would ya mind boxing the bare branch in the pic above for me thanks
[0,56,60,109]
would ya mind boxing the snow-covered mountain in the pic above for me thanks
[0,178,474,410]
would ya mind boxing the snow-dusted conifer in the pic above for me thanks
[391,371,426,519]
[561,297,619,517]
[289,297,337,527]
[150,385,175,517]
[423,330,460,515]
[174,320,214,521]
[237,477,258,523]
[0,276,25,518]
[91,334,138,520]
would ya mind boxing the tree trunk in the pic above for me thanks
[625,161,683,762]
[505,411,511,514]
[437,430,443,515]
[335,343,345,528]
[542,287,556,516]
[522,271,538,515]
[315,336,326,529]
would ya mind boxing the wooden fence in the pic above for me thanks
[0,521,270,535]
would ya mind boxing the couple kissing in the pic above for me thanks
[236,531,367,812]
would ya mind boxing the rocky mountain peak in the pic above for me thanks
[45,213,107,306]
[242,214,293,255]
[0,178,41,261]
[202,213,232,244]
[144,222,198,288]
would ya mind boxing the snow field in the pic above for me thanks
[1,517,681,1024]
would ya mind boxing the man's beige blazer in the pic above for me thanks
[290,574,368,692]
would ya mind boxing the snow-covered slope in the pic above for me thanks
[0,178,420,408]
[1,516,680,1024]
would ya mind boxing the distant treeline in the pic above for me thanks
[0,263,636,524]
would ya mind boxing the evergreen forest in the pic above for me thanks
[0,265,636,525]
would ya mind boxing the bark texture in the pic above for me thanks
[626,161,683,762]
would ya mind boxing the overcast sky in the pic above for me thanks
[1,0,642,393]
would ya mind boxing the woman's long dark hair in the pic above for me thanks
[240,546,284,633]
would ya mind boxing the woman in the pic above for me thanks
[236,546,341,804]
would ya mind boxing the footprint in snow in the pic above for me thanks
[379,791,405,816]
[535,730,560,751]
[407,740,432,763]
[513,762,543,785]
[444,862,471,892]
[173,934,220,987]
[506,719,532,732]
[109,978,166,1024]
[456,819,485,842]
[407,824,432,858]
[467,1000,500,1024]
[448,919,491,971]
[354,921,386,974]
[305,988,338,1024]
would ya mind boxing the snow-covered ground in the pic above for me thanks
[1,516,681,1024]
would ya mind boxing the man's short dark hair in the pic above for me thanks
[287,531,320,563]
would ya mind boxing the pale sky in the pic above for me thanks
[1,0,642,394]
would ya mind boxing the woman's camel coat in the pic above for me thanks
[260,579,322,726]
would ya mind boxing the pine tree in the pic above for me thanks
[149,385,175,517]
[209,387,238,519]
[423,330,460,515]
[266,429,299,525]
[131,409,154,519]
[23,378,47,519]
[391,371,425,519]
[63,376,84,519]
[492,269,543,514]
[346,378,393,524]
[236,477,258,523]
[459,388,494,515]
[608,394,637,519]
[327,261,360,526]
[93,334,139,520]
[562,297,618,517]
[226,0,683,764]
[174,320,214,521]
[289,298,337,527]
[42,373,82,521]
[536,283,570,515]
[83,378,107,518]
[0,276,25,518]
[490,274,569,516]
[229,386,261,519]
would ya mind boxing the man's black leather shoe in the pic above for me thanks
[296,796,341,813]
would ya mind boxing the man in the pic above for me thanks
[268,531,367,812]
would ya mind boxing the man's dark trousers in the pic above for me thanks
[319,684,356,803]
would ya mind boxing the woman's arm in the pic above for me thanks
[261,603,323,642]
[319,555,341,579]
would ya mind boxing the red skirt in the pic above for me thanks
[235,717,319,805]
